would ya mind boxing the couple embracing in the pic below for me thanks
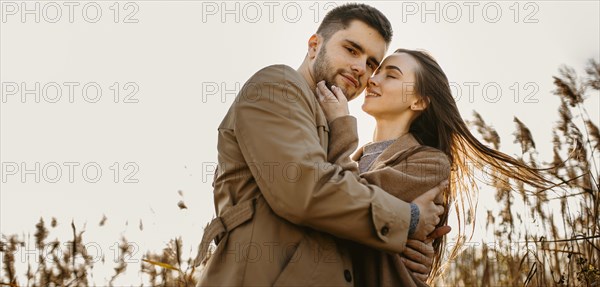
[194,3,549,286]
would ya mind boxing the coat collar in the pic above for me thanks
[352,133,421,172]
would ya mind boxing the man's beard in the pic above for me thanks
[312,45,356,100]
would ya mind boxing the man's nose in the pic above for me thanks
[350,60,366,78]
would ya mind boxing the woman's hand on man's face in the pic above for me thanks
[316,81,349,123]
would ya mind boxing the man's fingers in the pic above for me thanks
[406,239,435,257]
[436,179,449,193]
[427,225,451,243]
[401,257,429,274]
[420,180,448,201]
[402,247,426,264]
[440,179,449,188]
[437,204,445,216]
[402,247,433,267]
[412,272,428,282]
[411,179,450,241]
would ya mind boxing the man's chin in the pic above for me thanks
[341,86,361,101]
[331,81,357,101]
[325,77,361,100]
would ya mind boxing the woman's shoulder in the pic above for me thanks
[412,145,447,158]
[410,145,450,166]
[375,144,450,175]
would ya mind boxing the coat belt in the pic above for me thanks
[194,197,257,267]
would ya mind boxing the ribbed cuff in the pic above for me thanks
[408,203,420,236]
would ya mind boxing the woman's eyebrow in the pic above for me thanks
[384,65,404,75]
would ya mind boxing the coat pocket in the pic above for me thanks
[272,235,315,287]
[273,234,350,286]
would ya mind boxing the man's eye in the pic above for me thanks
[387,75,397,79]
[346,47,357,55]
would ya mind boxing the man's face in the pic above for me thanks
[311,20,387,101]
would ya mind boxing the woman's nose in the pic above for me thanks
[368,76,379,87]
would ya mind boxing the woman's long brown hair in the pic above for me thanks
[393,48,554,282]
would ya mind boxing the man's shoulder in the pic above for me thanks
[221,65,314,130]
[247,64,306,86]
[240,64,315,108]
[255,64,299,76]
[257,64,297,74]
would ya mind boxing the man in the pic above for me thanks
[195,4,447,286]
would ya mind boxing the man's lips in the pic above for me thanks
[341,74,359,88]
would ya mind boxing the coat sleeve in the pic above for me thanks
[326,115,450,207]
[326,115,360,171]
[233,66,411,253]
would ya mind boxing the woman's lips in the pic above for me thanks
[365,90,381,98]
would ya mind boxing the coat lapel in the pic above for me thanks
[352,133,421,172]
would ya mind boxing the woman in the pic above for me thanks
[316,49,552,286]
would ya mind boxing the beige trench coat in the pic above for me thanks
[327,124,451,287]
[194,65,418,286]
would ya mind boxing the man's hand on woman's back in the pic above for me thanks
[410,180,448,241]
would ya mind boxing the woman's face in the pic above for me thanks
[361,53,423,119]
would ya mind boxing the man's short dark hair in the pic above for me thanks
[316,3,393,44]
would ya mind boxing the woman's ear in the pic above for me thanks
[411,96,430,111]
[308,34,320,59]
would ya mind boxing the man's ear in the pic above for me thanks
[411,96,430,111]
[308,34,320,59]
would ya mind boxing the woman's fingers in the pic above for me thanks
[316,81,350,122]
[317,81,337,102]
[331,85,348,104]
[316,85,328,101]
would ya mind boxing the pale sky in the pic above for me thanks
[1,1,599,284]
